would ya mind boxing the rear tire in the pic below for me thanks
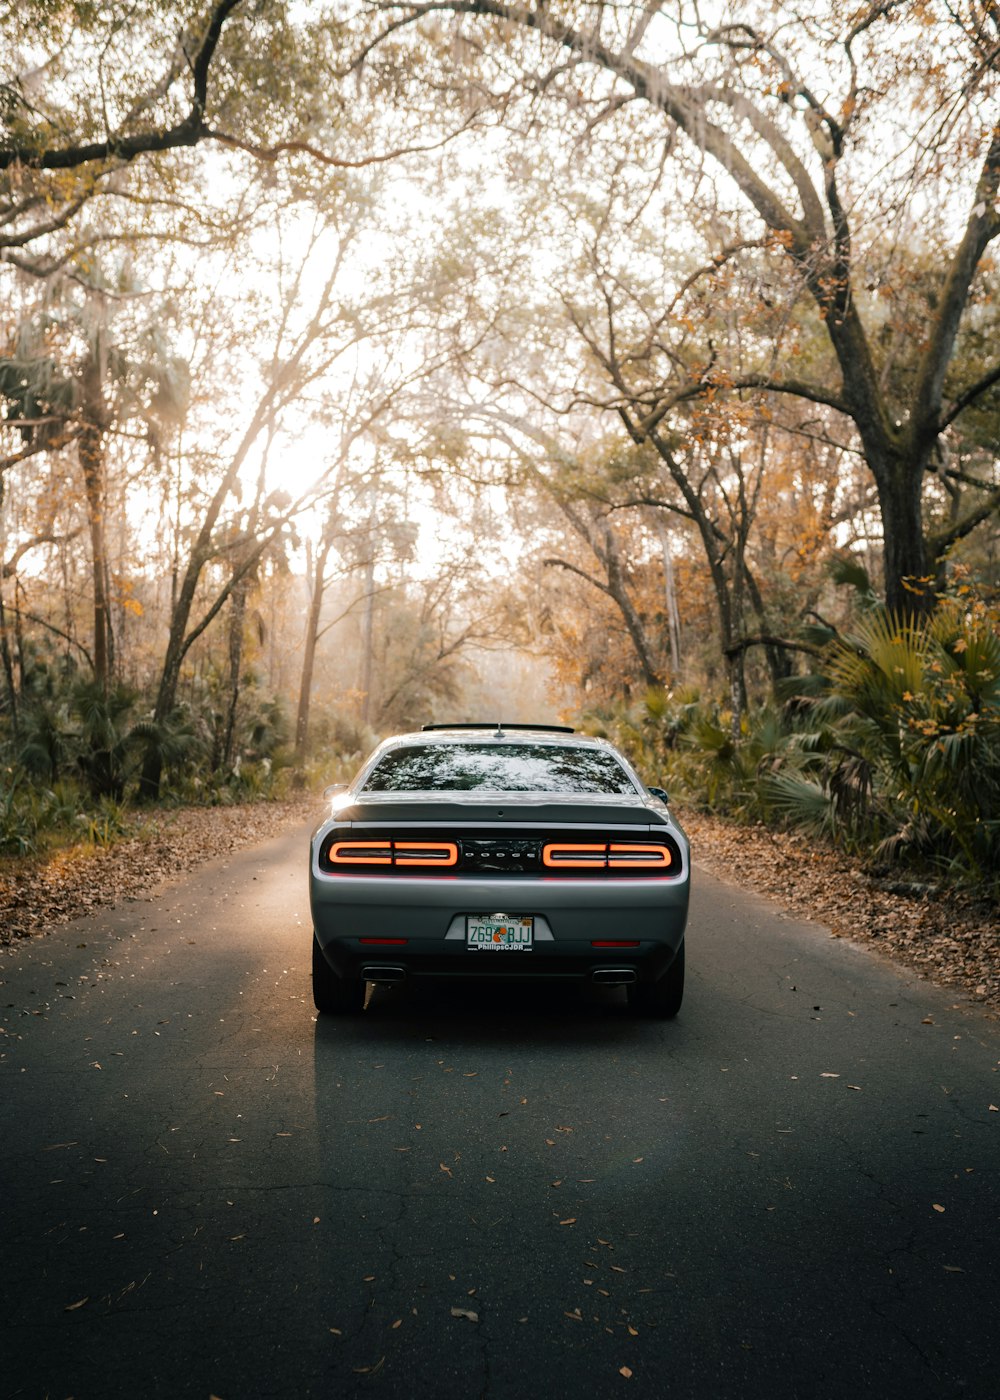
[312,935,366,1014]
[629,942,684,1019]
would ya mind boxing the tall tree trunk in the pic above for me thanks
[358,553,376,726]
[295,536,333,763]
[599,521,664,690]
[875,455,931,615]
[652,517,683,677]
[0,582,17,741]
[0,479,18,739]
[78,341,114,692]
[220,576,249,771]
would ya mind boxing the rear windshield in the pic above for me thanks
[361,743,638,795]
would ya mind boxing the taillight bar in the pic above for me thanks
[542,841,673,871]
[327,839,458,868]
[542,843,607,868]
[328,840,391,865]
[395,841,458,867]
[608,844,672,868]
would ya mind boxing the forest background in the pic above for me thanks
[1,0,999,897]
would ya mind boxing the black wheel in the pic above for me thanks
[312,935,366,1014]
[629,942,684,1019]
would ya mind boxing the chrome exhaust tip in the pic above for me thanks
[591,967,637,986]
[361,964,407,984]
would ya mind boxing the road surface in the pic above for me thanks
[2,819,998,1398]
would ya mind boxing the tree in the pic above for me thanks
[349,0,1000,611]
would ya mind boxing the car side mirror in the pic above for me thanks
[647,785,670,804]
[323,783,348,799]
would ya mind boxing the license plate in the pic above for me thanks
[466,914,534,951]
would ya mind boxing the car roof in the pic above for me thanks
[379,726,614,750]
[421,722,575,734]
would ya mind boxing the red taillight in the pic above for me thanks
[542,842,674,871]
[608,843,672,869]
[542,843,607,867]
[325,838,457,869]
[329,840,392,865]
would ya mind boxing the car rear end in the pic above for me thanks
[310,728,689,1015]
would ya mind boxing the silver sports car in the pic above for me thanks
[309,723,690,1017]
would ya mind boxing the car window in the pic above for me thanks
[361,743,638,794]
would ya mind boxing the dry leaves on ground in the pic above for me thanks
[0,799,314,945]
[679,809,999,1011]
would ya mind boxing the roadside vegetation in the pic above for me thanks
[588,570,1000,899]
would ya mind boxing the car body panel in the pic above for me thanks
[308,727,690,1000]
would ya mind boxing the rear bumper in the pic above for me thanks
[310,866,688,984]
[315,938,682,985]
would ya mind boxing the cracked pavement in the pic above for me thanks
[2,822,999,1398]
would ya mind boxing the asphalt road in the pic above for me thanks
[2,820,998,1400]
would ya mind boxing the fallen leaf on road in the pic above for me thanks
[353,1358,385,1375]
[368,1115,390,1123]
[329,1327,342,1335]
[633,1158,644,1164]
[559,1218,577,1226]
[391,1319,402,1329]
[627,1325,639,1336]
[943,1265,964,1273]
[933,1204,945,1213]
[565,1309,582,1321]
[620,1366,633,1378]
[64,1298,88,1312]
[922,1017,934,1025]
[847,1085,862,1091]
[439,1163,452,1176]
[450,1307,479,1322]
[611,1265,626,1273]
[820,1073,840,1079]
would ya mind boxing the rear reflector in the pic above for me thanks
[591,940,640,948]
[359,937,409,945]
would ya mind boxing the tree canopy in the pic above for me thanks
[1,0,998,882]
